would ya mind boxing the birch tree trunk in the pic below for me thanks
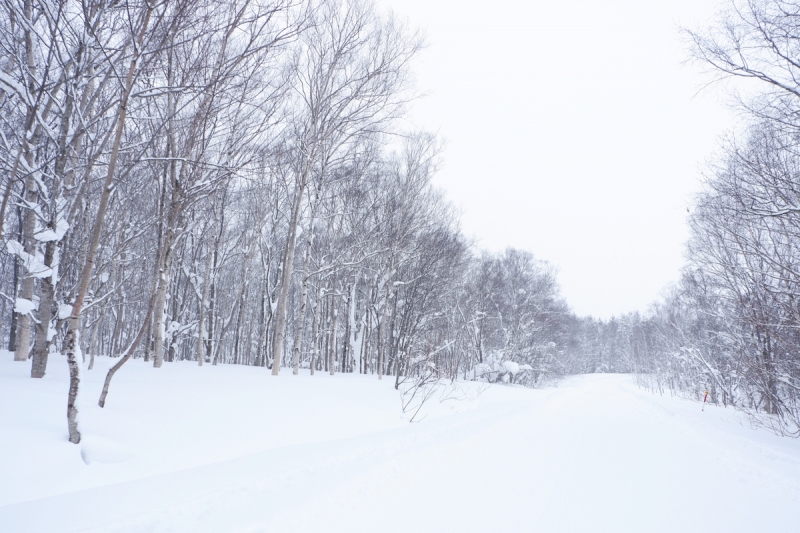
[6,208,21,352]
[0,162,15,240]
[291,234,313,374]
[87,313,101,371]
[98,289,158,408]
[270,175,308,375]
[31,46,83,376]
[197,243,213,366]
[14,173,37,362]
[363,286,373,374]
[343,285,351,373]
[310,286,320,375]
[30,240,56,377]
[256,283,267,367]
[152,258,170,367]
[12,0,43,363]
[329,291,338,375]
[378,284,389,380]
[65,5,154,443]
[208,220,222,365]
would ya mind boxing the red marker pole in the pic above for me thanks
[702,390,709,412]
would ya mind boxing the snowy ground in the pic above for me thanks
[1,356,799,533]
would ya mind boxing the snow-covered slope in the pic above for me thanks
[1,357,799,532]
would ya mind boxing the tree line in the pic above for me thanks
[5,0,800,442]
[563,0,800,437]
[0,0,590,444]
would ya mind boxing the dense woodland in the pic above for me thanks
[1,0,799,441]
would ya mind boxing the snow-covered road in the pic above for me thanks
[1,359,798,532]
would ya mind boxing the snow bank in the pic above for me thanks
[1,361,799,533]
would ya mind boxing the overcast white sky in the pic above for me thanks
[380,0,737,319]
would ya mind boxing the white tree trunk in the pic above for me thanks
[197,247,213,366]
[152,271,168,368]
[329,293,338,376]
[270,175,308,375]
[14,173,37,362]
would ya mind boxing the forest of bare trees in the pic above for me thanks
[0,0,580,443]
[575,0,800,437]
[3,0,800,443]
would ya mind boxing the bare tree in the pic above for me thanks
[270,0,421,375]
